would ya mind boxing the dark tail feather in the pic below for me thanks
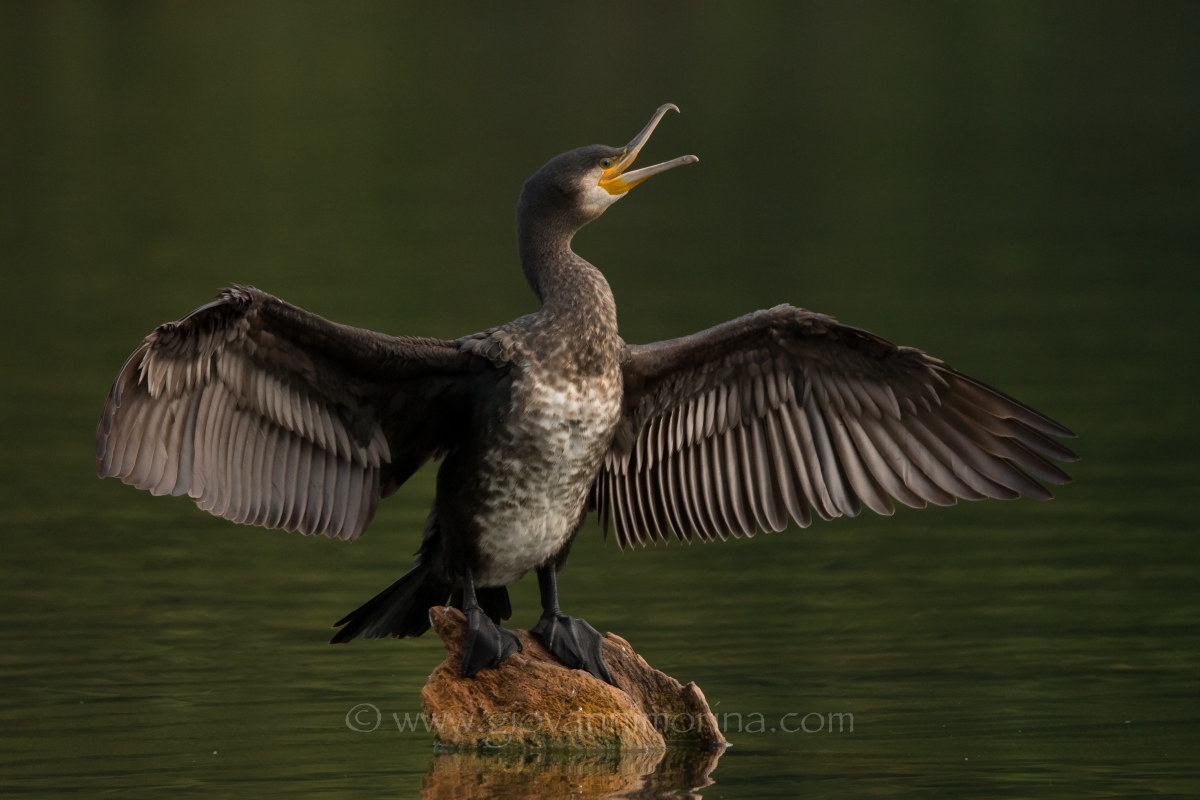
[331,562,452,644]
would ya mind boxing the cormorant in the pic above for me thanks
[95,104,1076,684]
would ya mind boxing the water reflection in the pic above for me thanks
[421,747,724,800]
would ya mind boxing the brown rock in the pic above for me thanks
[421,607,728,751]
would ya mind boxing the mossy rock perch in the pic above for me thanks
[421,607,727,751]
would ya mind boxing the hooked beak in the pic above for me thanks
[598,104,699,195]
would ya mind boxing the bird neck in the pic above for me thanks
[518,220,617,330]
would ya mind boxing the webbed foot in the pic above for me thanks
[531,612,614,685]
[462,605,522,678]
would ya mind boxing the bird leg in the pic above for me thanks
[531,565,614,685]
[460,567,521,678]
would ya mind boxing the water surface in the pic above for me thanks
[2,3,1198,797]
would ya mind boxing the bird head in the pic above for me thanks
[519,104,699,230]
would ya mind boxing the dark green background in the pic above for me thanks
[3,2,1197,797]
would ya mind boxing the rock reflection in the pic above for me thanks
[421,745,724,800]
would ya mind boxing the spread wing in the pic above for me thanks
[95,285,482,540]
[595,305,1077,548]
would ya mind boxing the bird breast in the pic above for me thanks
[471,369,622,587]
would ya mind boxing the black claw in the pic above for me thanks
[532,612,614,685]
[462,605,522,678]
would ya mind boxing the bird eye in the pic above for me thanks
[600,158,613,169]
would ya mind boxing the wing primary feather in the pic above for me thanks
[750,414,787,531]
[721,427,754,536]
[825,411,894,516]
[733,424,765,535]
[618,465,634,542]
[623,461,650,546]
[302,449,326,535]
[111,392,148,480]
[702,388,718,439]
[787,403,836,521]
[942,394,1078,464]
[938,409,1056,499]
[278,381,297,436]
[329,459,350,540]
[645,426,673,541]
[207,390,236,518]
[148,399,183,496]
[319,450,341,535]
[713,384,729,436]
[853,415,956,506]
[263,426,286,528]
[597,469,609,534]
[703,435,736,537]
[343,462,366,540]
[685,396,699,447]
[298,394,317,450]
[842,414,928,509]
[1002,439,1073,485]
[191,388,218,512]
[332,414,355,464]
[696,433,726,540]
[846,377,883,419]
[239,409,263,524]
[1003,422,1078,464]
[685,442,716,541]
[598,469,612,544]
[356,469,379,537]
[863,380,902,420]
[767,409,811,527]
[778,402,822,523]
[189,385,217,499]
[636,418,652,471]
[171,389,203,496]
[128,396,168,490]
[803,399,860,518]
[765,366,780,408]
[636,453,665,543]
[278,433,302,529]
[243,413,269,525]
[752,370,767,417]
[826,372,859,416]
[607,469,622,546]
[613,466,638,547]
[290,440,316,532]
[671,448,698,542]
[226,407,250,523]
[916,413,1024,499]
[941,398,1073,483]
[726,381,741,430]
[668,404,682,456]
[654,413,668,470]
[947,372,1076,438]
[877,413,987,501]
[247,417,270,525]
[653,442,680,541]
[234,407,259,524]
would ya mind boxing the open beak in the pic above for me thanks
[598,104,699,195]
